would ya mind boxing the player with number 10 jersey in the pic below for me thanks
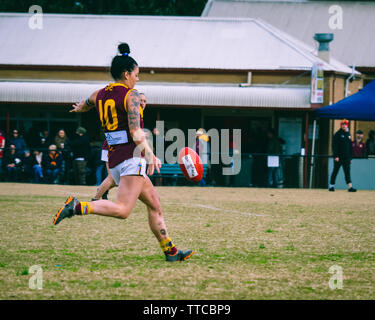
[96,83,144,169]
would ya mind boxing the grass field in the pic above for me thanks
[0,182,374,300]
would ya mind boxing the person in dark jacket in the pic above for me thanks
[8,129,27,157]
[38,130,53,151]
[352,130,367,158]
[42,144,62,184]
[329,119,357,192]
[71,127,90,185]
[266,128,282,188]
[4,144,23,182]
[366,130,375,156]
[21,150,34,182]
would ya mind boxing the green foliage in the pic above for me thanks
[0,0,208,16]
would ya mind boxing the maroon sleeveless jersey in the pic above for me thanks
[96,83,144,169]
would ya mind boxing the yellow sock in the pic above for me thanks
[159,237,177,255]
[79,201,93,215]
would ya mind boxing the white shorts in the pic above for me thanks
[101,149,108,162]
[110,157,146,186]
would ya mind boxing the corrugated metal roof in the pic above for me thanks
[0,13,354,73]
[203,0,375,67]
[0,81,311,109]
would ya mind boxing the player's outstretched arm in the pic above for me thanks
[70,90,99,113]
[127,90,161,175]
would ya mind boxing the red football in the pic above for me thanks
[178,147,203,182]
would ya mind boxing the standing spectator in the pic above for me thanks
[0,130,5,180]
[195,128,210,187]
[42,144,62,184]
[329,119,357,192]
[277,137,286,188]
[55,129,71,184]
[251,127,268,187]
[366,130,375,156]
[4,145,23,182]
[32,150,44,183]
[89,141,105,186]
[151,127,164,186]
[8,129,27,157]
[71,127,90,185]
[21,150,34,182]
[352,130,367,158]
[266,128,281,188]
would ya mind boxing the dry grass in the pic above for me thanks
[0,183,374,300]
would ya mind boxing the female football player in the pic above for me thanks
[53,43,193,262]
[92,93,148,201]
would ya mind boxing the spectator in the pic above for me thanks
[152,127,163,186]
[0,130,5,180]
[55,129,68,150]
[222,131,237,187]
[251,127,268,187]
[38,129,52,150]
[195,128,210,187]
[42,144,62,184]
[32,150,44,183]
[4,144,22,182]
[55,129,71,184]
[71,127,90,185]
[278,137,286,188]
[329,119,357,192]
[8,129,27,157]
[366,130,375,156]
[266,128,281,188]
[352,130,367,158]
[21,150,34,182]
[89,141,105,186]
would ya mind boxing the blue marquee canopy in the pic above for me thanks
[315,80,375,121]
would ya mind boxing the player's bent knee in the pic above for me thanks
[115,203,131,219]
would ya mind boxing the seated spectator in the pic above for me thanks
[42,144,62,184]
[4,144,23,182]
[352,130,367,158]
[32,150,44,183]
[8,129,27,157]
[21,150,34,182]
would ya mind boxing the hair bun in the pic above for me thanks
[118,43,130,55]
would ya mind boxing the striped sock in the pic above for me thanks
[74,202,92,215]
[159,237,178,256]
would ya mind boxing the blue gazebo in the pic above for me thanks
[316,80,375,120]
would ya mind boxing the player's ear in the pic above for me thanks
[123,71,130,80]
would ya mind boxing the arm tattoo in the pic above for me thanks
[127,90,141,132]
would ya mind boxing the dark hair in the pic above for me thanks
[110,43,138,80]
